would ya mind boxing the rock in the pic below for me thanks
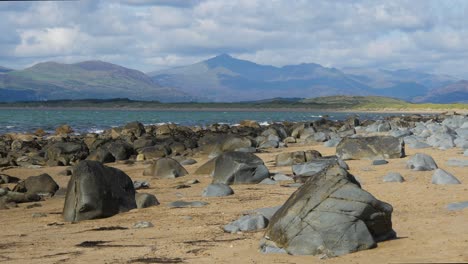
[46,141,89,166]
[283,137,296,144]
[32,212,47,218]
[431,169,461,185]
[133,221,154,229]
[260,163,396,257]
[63,160,137,222]
[323,138,341,147]
[408,141,431,149]
[86,148,115,163]
[185,179,200,185]
[104,140,135,161]
[55,124,74,135]
[143,158,188,178]
[447,201,468,211]
[336,136,404,160]
[224,214,269,233]
[406,153,438,171]
[122,122,145,137]
[372,160,388,166]
[446,159,468,167]
[133,181,150,190]
[465,149,468,156]
[180,158,197,165]
[168,201,208,208]
[212,152,269,185]
[135,193,160,208]
[139,145,170,159]
[292,157,348,183]
[13,173,59,197]
[202,183,234,197]
[246,206,282,221]
[239,120,261,129]
[273,173,292,181]
[0,174,20,184]
[383,172,405,183]
[275,150,322,166]
[259,178,277,185]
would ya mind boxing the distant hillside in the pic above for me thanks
[0,61,191,102]
[413,80,468,103]
[0,66,13,73]
[149,54,372,102]
[150,54,465,103]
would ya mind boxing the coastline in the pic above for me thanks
[0,105,466,114]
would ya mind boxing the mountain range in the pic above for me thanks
[0,61,191,102]
[1,54,467,103]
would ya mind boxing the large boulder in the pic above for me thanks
[212,152,269,185]
[260,163,396,257]
[275,150,322,166]
[63,160,137,222]
[12,173,59,196]
[336,136,404,160]
[143,158,188,178]
[406,153,438,171]
[46,141,89,166]
[292,156,349,183]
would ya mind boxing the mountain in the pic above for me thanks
[150,54,462,102]
[0,66,13,74]
[149,54,372,102]
[413,80,468,103]
[0,60,190,102]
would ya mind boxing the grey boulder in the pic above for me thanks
[260,163,396,257]
[336,136,404,160]
[202,183,234,197]
[383,172,405,183]
[143,158,188,178]
[212,152,269,185]
[224,214,269,233]
[63,160,137,222]
[135,193,160,208]
[406,153,438,171]
[431,169,461,185]
[13,173,59,197]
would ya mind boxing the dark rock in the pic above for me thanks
[0,174,20,184]
[135,193,160,208]
[168,201,208,208]
[202,183,234,197]
[212,152,269,185]
[46,141,89,166]
[55,124,74,135]
[194,158,217,175]
[372,160,388,166]
[122,122,145,137]
[63,160,137,222]
[143,158,188,178]
[139,145,170,159]
[406,153,438,171]
[260,163,396,257]
[87,148,115,163]
[431,169,461,185]
[13,173,59,197]
[336,136,404,160]
[104,140,135,161]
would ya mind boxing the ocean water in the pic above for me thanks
[0,108,412,134]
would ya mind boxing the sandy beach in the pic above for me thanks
[1,141,467,264]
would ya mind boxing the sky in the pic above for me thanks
[0,0,467,78]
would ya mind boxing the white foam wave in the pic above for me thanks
[6,126,15,129]
[259,121,270,126]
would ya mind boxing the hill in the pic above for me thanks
[0,61,191,102]
[149,54,372,102]
[0,66,13,73]
[413,80,468,103]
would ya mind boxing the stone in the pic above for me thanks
[431,169,461,185]
[383,172,405,183]
[104,140,135,160]
[260,163,395,257]
[258,140,279,149]
[408,141,431,149]
[180,158,197,165]
[133,221,154,229]
[139,145,170,159]
[323,138,341,147]
[273,173,292,181]
[32,213,47,218]
[447,201,468,211]
[168,201,208,208]
[292,157,348,183]
[135,193,160,208]
[194,158,217,175]
[372,160,388,166]
[133,181,150,190]
[46,141,89,166]
[336,136,404,160]
[55,124,74,135]
[202,183,234,197]
[122,122,145,137]
[212,152,269,185]
[63,160,137,222]
[0,174,20,184]
[143,158,188,178]
[259,178,277,185]
[86,148,115,163]
[407,153,438,171]
[13,173,59,197]
[224,214,269,233]
[245,206,282,221]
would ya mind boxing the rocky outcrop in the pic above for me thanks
[212,152,269,185]
[336,136,404,160]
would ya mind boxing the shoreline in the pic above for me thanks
[0,106,466,114]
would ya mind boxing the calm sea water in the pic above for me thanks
[0,108,412,134]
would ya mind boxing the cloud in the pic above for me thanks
[0,0,468,79]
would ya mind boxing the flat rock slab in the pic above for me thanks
[407,153,438,171]
[447,201,468,211]
[168,201,209,208]
[336,136,404,160]
[372,160,388,165]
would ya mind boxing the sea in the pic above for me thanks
[0,108,418,135]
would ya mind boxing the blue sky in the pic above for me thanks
[0,0,467,78]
